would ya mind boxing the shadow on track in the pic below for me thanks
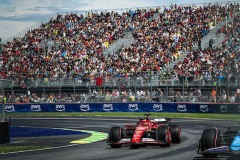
[193,156,238,160]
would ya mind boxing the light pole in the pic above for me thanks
[225,15,230,103]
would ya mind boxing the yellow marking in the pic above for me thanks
[70,130,108,144]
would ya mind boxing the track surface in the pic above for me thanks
[0,117,238,160]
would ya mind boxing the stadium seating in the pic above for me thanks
[0,3,239,103]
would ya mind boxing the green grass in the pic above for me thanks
[0,146,47,153]
[6,112,240,120]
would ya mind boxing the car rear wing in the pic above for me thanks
[152,118,171,123]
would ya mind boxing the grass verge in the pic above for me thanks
[6,112,240,120]
[0,146,47,153]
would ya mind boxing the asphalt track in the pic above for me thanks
[0,116,239,160]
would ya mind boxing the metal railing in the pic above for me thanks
[1,71,240,104]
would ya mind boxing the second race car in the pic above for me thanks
[197,125,240,158]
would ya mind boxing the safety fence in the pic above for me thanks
[1,71,240,103]
[3,102,240,114]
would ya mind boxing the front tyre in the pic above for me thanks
[108,126,122,148]
[156,125,171,147]
[201,128,220,158]
[170,125,181,143]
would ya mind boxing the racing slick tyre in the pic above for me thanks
[201,128,220,158]
[170,125,181,143]
[109,126,122,148]
[156,125,171,147]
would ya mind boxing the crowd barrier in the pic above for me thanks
[4,103,240,114]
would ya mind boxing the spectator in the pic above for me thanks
[198,38,202,50]
[220,90,227,102]
[210,89,217,102]
[209,39,213,49]
[196,89,202,102]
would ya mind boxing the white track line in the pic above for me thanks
[1,141,79,155]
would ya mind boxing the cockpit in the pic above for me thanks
[137,120,151,127]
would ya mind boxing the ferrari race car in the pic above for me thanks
[197,125,240,158]
[107,114,181,148]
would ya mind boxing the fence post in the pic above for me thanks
[0,121,10,144]
[0,87,10,144]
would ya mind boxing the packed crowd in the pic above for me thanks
[0,3,240,104]
[0,8,158,84]
[1,88,199,103]
[162,11,240,86]
[0,3,239,84]
[5,86,239,104]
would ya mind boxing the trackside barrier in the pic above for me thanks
[0,117,10,144]
[4,103,240,114]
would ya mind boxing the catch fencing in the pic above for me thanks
[1,71,240,104]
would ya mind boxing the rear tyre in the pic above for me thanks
[109,126,122,148]
[201,128,220,158]
[156,125,171,147]
[170,125,181,143]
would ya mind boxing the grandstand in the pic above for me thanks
[0,2,239,104]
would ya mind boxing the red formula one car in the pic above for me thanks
[107,114,181,148]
